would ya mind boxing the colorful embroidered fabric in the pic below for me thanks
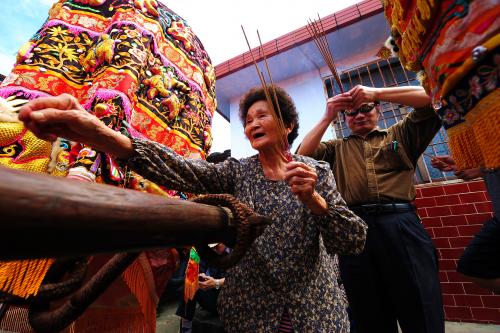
[437,50,499,169]
[0,0,215,331]
[383,0,500,169]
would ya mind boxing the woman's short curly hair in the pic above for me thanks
[239,85,299,145]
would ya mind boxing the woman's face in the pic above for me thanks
[244,100,283,152]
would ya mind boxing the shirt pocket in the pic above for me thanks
[376,141,413,171]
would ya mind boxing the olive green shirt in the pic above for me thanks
[308,106,441,206]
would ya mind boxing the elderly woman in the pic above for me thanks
[19,86,367,332]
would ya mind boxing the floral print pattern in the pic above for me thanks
[126,139,368,332]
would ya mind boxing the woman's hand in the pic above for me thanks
[18,94,133,158]
[348,85,378,110]
[284,162,328,215]
[325,93,352,122]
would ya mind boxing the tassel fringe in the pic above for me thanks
[0,259,54,298]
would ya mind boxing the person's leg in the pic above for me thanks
[377,211,444,333]
[457,217,500,293]
[339,214,399,333]
[196,289,219,315]
[176,298,197,321]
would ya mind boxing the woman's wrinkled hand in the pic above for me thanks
[18,94,102,143]
[284,161,317,202]
[284,162,328,215]
[18,94,133,158]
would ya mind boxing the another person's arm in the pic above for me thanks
[198,273,224,291]
[431,155,485,180]
[18,94,235,194]
[298,85,430,158]
[349,85,431,109]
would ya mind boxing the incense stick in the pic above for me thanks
[306,15,343,94]
[241,26,291,161]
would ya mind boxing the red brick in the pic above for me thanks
[466,213,493,225]
[441,215,468,226]
[422,217,442,228]
[471,307,500,321]
[467,181,486,192]
[454,295,483,307]
[427,206,452,217]
[450,204,476,215]
[449,236,473,248]
[436,194,461,206]
[439,271,448,282]
[443,183,469,195]
[440,248,465,260]
[463,283,495,296]
[433,226,459,238]
[459,224,483,237]
[460,192,488,204]
[415,197,436,208]
[417,207,428,218]
[426,228,435,238]
[443,294,455,306]
[444,306,473,320]
[415,188,422,199]
[432,237,450,248]
[446,271,467,283]
[482,295,500,308]
[421,186,445,197]
[441,282,464,294]
[439,259,457,271]
[475,202,493,213]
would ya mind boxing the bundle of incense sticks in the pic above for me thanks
[241,26,292,161]
[306,15,343,94]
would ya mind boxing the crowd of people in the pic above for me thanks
[17,79,499,332]
[1,0,498,332]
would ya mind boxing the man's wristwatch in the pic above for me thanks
[215,279,220,290]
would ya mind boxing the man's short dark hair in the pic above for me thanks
[239,85,299,145]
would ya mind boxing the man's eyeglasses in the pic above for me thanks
[344,103,378,117]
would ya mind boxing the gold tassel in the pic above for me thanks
[416,0,434,20]
[470,89,500,169]
[447,89,500,170]
[0,259,54,298]
[122,255,157,332]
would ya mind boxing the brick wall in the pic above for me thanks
[414,180,500,324]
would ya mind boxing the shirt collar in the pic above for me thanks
[347,126,387,139]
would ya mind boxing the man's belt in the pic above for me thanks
[349,202,415,215]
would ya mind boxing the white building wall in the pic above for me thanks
[229,68,337,159]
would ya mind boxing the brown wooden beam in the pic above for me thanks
[0,166,236,260]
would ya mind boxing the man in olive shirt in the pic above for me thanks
[298,85,444,333]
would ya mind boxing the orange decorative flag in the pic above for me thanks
[184,247,200,303]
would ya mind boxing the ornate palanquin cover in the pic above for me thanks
[383,0,500,170]
[0,0,216,331]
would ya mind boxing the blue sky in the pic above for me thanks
[0,0,54,75]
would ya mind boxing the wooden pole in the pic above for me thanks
[0,166,236,260]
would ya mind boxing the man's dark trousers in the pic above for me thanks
[339,209,444,333]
